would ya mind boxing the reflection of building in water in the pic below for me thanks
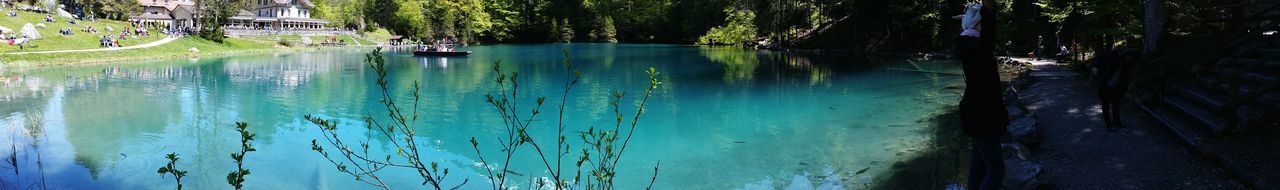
[222,54,333,88]
[101,65,201,80]
[0,76,53,111]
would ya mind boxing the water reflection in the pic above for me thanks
[416,56,469,70]
[700,46,760,85]
[696,46,873,88]
[0,44,963,189]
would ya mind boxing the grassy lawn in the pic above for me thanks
[0,9,384,68]
[360,28,393,44]
[342,34,375,45]
[0,10,165,53]
[0,37,285,67]
[236,33,376,46]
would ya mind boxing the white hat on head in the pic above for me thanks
[959,3,982,37]
[961,3,982,30]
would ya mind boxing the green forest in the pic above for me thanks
[299,0,1221,52]
[49,0,1235,54]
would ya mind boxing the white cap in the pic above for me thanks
[961,3,982,31]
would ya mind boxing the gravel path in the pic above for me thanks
[3,36,180,55]
[1018,63,1247,189]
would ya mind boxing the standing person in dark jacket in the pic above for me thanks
[953,2,1008,190]
[1092,48,1139,130]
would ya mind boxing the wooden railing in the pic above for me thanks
[1144,2,1280,130]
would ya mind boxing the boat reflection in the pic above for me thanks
[416,56,469,70]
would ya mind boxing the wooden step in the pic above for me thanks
[1138,99,1210,142]
[1237,105,1279,127]
[1236,85,1280,106]
[1177,85,1227,110]
[1194,73,1279,107]
[1218,68,1278,87]
[1162,95,1228,135]
[1226,58,1280,71]
[1253,48,1280,57]
[1191,74,1226,91]
[1243,72,1278,84]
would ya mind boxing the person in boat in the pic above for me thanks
[952,3,1007,190]
[435,41,448,52]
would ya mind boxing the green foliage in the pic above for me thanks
[392,0,432,38]
[1035,0,1143,47]
[306,48,459,190]
[592,0,677,42]
[156,153,188,190]
[589,16,618,43]
[551,18,575,43]
[75,0,141,20]
[277,38,293,47]
[473,50,662,190]
[199,27,227,43]
[300,48,664,190]
[227,122,256,190]
[330,0,495,42]
[429,0,492,43]
[698,7,757,46]
[752,0,950,51]
[312,0,368,29]
[37,0,57,12]
[480,0,522,41]
[574,67,662,190]
[194,0,246,42]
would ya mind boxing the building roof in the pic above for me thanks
[266,0,314,7]
[230,9,257,20]
[167,4,196,12]
[237,9,255,17]
[132,13,173,20]
[137,0,167,7]
[136,0,195,10]
[280,17,328,23]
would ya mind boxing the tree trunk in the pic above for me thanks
[981,0,998,47]
[1144,0,1164,53]
[1228,0,1252,33]
[938,0,964,49]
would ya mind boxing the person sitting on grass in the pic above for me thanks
[43,15,53,22]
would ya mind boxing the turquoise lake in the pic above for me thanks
[0,44,964,189]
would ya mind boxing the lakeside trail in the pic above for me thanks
[3,36,180,55]
[1012,58,1246,189]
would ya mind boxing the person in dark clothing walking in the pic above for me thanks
[1091,48,1139,130]
[953,2,1007,190]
